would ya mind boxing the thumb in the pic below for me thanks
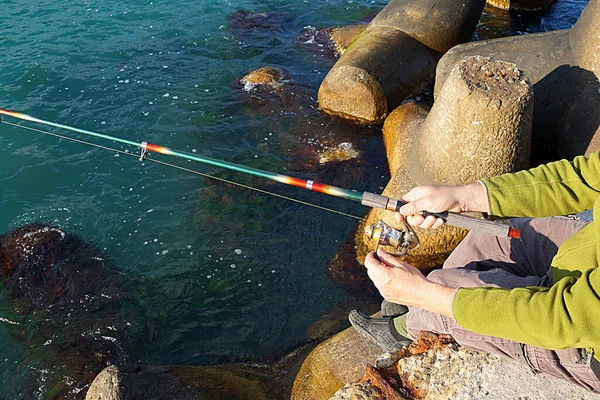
[376,248,402,268]
[399,198,429,216]
[364,252,391,278]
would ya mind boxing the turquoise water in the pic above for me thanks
[0,0,588,397]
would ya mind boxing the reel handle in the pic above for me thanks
[361,192,520,239]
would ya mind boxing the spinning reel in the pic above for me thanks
[364,220,420,256]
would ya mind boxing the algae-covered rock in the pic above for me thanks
[0,223,136,398]
[291,326,383,400]
[486,0,557,11]
[228,10,291,33]
[86,364,281,400]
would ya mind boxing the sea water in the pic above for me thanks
[0,0,588,397]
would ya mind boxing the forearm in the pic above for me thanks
[415,280,457,318]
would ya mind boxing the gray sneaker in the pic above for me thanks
[349,310,412,353]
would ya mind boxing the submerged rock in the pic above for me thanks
[228,10,291,33]
[236,66,312,111]
[0,223,134,398]
[318,142,360,165]
[297,26,340,59]
[240,66,287,89]
[486,0,557,11]
[86,364,282,400]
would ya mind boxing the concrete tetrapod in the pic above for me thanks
[355,56,533,270]
[317,0,487,124]
[434,0,600,162]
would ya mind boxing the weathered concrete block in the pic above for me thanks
[329,24,368,56]
[356,56,533,269]
[318,0,487,124]
[435,0,600,160]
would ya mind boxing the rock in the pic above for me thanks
[381,101,430,173]
[318,142,360,164]
[236,66,310,111]
[409,56,532,183]
[434,0,600,162]
[291,326,384,400]
[318,0,487,124]
[228,10,290,33]
[86,366,121,400]
[86,365,281,400]
[0,223,135,398]
[241,66,286,89]
[355,56,533,269]
[328,334,600,400]
[485,0,557,11]
[329,381,385,400]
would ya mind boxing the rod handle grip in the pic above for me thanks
[421,210,520,238]
[360,192,520,238]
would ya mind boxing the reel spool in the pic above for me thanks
[364,220,420,256]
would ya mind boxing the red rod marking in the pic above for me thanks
[146,143,169,154]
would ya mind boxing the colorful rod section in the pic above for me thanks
[0,109,364,203]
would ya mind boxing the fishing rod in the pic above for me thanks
[0,108,520,254]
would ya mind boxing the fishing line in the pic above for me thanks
[0,109,520,239]
[1,120,366,221]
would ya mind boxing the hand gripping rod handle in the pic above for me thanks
[361,192,520,239]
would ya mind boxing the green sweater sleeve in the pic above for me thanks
[482,151,600,218]
[453,270,600,349]
[452,195,600,350]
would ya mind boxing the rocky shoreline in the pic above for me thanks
[3,0,599,398]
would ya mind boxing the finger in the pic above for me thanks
[406,214,425,227]
[420,215,438,229]
[431,218,445,229]
[394,212,405,225]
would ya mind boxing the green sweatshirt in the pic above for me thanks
[453,151,600,359]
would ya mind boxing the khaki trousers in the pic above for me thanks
[406,217,600,392]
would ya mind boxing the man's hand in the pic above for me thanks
[365,249,456,318]
[396,182,490,229]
